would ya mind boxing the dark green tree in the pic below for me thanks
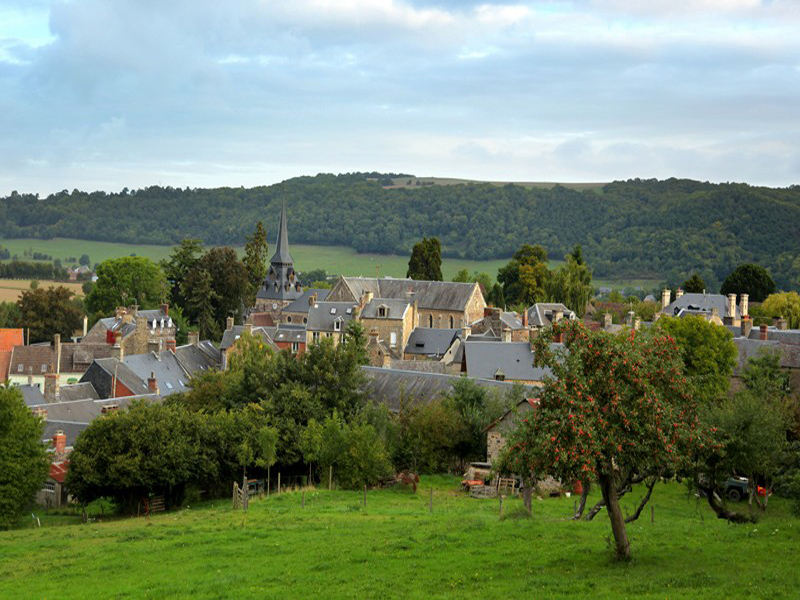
[497,244,551,307]
[161,239,204,310]
[0,386,49,529]
[548,245,593,317]
[182,268,219,340]
[720,263,776,303]
[407,237,443,281]
[86,257,168,314]
[78,254,91,266]
[17,286,83,343]
[682,273,706,293]
[243,221,269,307]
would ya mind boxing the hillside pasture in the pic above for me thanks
[2,478,797,598]
[0,279,85,302]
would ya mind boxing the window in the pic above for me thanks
[326,332,332,338]
[40,364,47,373]
[303,317,308,324]
[334,320,341,332]
[378,306,387,317]
[165,382,174,390]
[17,364,23,373]
[449,315,454,328]
[42,482,56,494]
[428,315,433,328]
[312,331,320,342]
[291,342,299,353]
[390,331,397,348]
[287,316,292,323]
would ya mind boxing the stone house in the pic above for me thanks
[463,340,553,385]
[525,303,577,331]
[658,288,744,325]
[403,328,461,361]
[279,289,330,326]
[359,294,416,360]
[8,334,112,388]
[82,304,176,357]
[306,301,359,347]
[471,307,530,342]
[485,398,538,463]
[219,319,279,369]
[327,277,486,330]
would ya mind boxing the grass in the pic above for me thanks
[0,238,660,289]
[0,279,85,302]
[382,176,607,192]
[2,478,798,598]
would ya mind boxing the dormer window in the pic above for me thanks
[334,319,342,332]
[378,305,387,318]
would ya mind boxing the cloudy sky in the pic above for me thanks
[1,0,798,195]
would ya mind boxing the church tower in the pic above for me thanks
[256,204,303,309]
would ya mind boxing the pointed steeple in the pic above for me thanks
[270,203,294,265]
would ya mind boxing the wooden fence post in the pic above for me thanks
[429,488,433,514]
[232,482,237,509]
[363,485,367,507]
[302,490,305,509]
[499,496,503,518]
[278,472,281,495]
[329,466,332,491]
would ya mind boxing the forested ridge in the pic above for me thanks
[1,174,798,287]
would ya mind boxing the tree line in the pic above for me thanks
[1,175,798,289]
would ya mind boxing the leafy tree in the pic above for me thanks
[497,244,550,307]
[500,320,702,560]
[759,292,800,329]
[407,237,443,281]
[86,257,167,314]
[161,239,204,310]
[548,245,593,317]
[657,317,737,404]
[78,254,91,266]
[0,386,49,529]
[302,412,393,489]
[17,286,83,343]
[683,273,706,293]
[720,263,776,303]
[303,268,329,288]
[0,301,21,328]
[182,267,218,340]
[243,221,269,307]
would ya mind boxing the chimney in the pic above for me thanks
[501,326,511,343]
[484,307,493,318]
[44,370,59,403]
[115,306,126,321]
[710,307,719,321]
[777,318,788,331]
[759,324,769,341]
[165,339,176,353]
[32,406,47,419]
[661,288,671,310]
[741,316,753,339]
[724,294,737,326]
[308,293,317,307]
[226,316,235,331]
[53,333,61,375]
[53,430,66,455]
[676,287,684,300]
[603,313,613,330]
[160,303,169,317]
[462,325,472,340]
[362,290,374,308]
[188,331,200,346]
[634,316,641,331]
[243,324,253,335]
[740,294,749,319]
[111,331,124,362]
[147,372,159,394]
[148,339,161,354]
[553,309,564,324]
[522,309,528,328]
[82,315,88,338]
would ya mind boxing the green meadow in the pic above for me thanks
[2,478,797,598]
[0,237,660,290]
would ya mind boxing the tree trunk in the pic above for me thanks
[624,477,657,523]
[572,480,590,520]
[598,471,631,561]
[698,483,757,524]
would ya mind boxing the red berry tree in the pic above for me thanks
[501,319,702,560]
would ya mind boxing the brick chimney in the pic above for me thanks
[53,430,66,455]
[724,294,737,326]
[308,293,317,307]
[661,288,671,310]
[111,331,124,361]
[710,307,719,321]
[188,331,200,346]
[161,303,169,317]
[147,371,159,394]
[226,316,234,330]
[777,318,788,331]
[44,370,59,403]
[603,313,613,330]
[759,324,769,341]
[741,316,753,339]
[243,324,253,336]
[165,338,176,353]
[676,287,684,300]
[522,309,528,328]
[740,294,749,319]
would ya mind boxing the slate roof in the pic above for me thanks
[220,326,274,351]
[361,298,410,320]
[307,302,359,332]
[334,277,480,312]
[9,344,54,377]
[362,366,536,412]
[42,421,90,449]
[404,328,460,357]
[83,358,151,397]
[30,394,158,424]
[500,312,524,330]
[124,351,191,396]
[18,384,45,407]
[265,325,307,344]
[526,303,576,328]
[661,293,738,319]
[57,382,99,402]
[284,289,331,314]
[60,343,113,373]
[464,341,553,382]
[270,204,294,265]
[174,343,221,374]
[388,360,448,374]
[733,337,800,372]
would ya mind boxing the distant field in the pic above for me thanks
[0,238,659,290]
[383,176,607,192]
[0,279,84,302]
[2,478,798,597]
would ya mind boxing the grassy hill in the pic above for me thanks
[3,478,797,598]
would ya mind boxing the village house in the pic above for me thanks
[7,334,112,389]
[306,301,359,347]
[0,327,24,380]
[327,276,486,330]
[462,340,554,384]
[279,289,330,326]
[359,293,416,360]
[525,303,577,331]
[657,288,744,325]
[220,319,279,369]
[485,397,538,463]
[471,307,531,342]
[82,304,176,356]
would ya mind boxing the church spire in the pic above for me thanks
[270,203,293,265]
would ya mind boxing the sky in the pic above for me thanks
[0,0,799,196]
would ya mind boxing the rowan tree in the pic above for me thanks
[500,319,702,561]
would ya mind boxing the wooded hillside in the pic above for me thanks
[1,174,798,288]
